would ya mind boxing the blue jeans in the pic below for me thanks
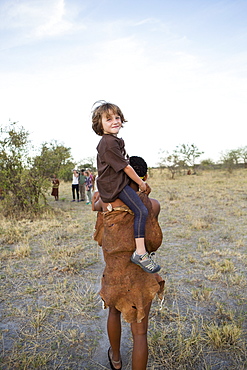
[118,185,148,239]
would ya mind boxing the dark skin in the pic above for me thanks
[92,175,160,370]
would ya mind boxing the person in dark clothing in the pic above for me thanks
[51,174,59,201]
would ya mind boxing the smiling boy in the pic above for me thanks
[92,101,160,274]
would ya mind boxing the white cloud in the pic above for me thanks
[34,0,77,38]
[0,0,56,29]
[134,18,158,26]
[0,0,85,44]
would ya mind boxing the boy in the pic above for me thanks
[92,101,160,273]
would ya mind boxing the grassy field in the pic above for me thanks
[0,169,246,369]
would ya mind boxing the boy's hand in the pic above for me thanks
[145,183,151,195]
[139,181,147,192]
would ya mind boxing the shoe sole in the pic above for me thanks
[131,256,161,274]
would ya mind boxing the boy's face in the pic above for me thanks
[101,110,122,135]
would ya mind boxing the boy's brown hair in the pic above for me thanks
[92,101,127,136]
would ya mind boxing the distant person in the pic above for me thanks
[79,169,86,201]
[92,155,164,370]
[84,170,93,204]
[92,100,160,273]
[88,169,96,191]
[51,174,59,201]
[71,169,79,202]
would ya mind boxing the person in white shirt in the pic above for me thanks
[71,169,79,202]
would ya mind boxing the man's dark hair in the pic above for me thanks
[129,156,148,178]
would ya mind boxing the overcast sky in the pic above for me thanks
[0,0,246,167]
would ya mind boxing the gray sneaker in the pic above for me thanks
[131,252,161,273]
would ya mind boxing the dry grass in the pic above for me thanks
[147,168,247,369]
[0,169,247,369]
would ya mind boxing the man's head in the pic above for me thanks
[129,156,148,179]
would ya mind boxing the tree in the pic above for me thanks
[200,158,215,170]
[158,150,183,179]
[0,122,29,185]
[220,150,236,173]
[238,146,247,168]
[175,143,204,173]
[32,141,75,180]
[0,121,30,194]
[200,158,215,166]
[0,122,49,217]
[77,156,97,173]
[227,149,241,165]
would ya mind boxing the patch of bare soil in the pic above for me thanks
[1,169,247,369]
